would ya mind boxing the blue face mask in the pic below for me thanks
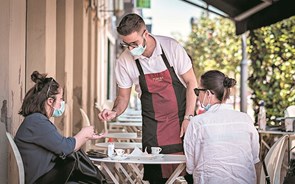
[130,36,147,56]
[52,101,65,117]
[201,91,211,111]
[130,44,146,56]
[203,104,211,111]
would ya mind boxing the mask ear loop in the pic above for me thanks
[206,90,212,106]
[200,91,207,108]
[45,97,55,118]
[47,97,54,107]
[201,90,212,108]
[142,29,148,48]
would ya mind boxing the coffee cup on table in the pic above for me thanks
[151,147,162,155]
[115,149,125,156]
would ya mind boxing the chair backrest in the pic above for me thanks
[102,100,114,111]
[6,132,25,184]
[80,108,91,126]
[79,108,93,151]
[285,105,295,117]
[260,135,289,184]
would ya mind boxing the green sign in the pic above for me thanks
[136,0,151,9]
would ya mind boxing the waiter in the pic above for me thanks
[98,13,197,184]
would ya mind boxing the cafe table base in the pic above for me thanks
[90,154,186,184]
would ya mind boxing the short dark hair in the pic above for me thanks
[19,71,60,117]
[200,70,236,102]
[117,13,146,36]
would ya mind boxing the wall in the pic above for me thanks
[0,0,26,183]
[0,0,118,182]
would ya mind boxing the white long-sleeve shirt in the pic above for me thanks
[184,104,260,184]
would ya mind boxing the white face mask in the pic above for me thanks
[130,44,146,56]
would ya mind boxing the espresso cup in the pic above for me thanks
[151,147,162,155]
[115,149,125,156]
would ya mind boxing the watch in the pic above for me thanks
[184,114,193,121]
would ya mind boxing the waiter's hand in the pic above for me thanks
[98,109,117,121]
[180,119,190,138]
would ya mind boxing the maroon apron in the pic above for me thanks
[135,48,186,180]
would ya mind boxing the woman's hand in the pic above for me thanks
[91,131,107,140]
[80,126,107,140]
[74,126,107,150]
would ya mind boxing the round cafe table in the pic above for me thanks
[95,142,142,150]
[104,132,142,142]
[90,154,186,184]
[108,122,142,133]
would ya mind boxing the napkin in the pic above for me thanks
[130,147,148,156]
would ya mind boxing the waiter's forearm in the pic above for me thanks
[185,83,197,115]
[183,69,197,116]
[111,87,131,116]
[112,97,129,116]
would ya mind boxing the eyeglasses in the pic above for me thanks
[120,30,146,48]
[120,42,139,48]
[46,78,54,98]
[194,88,207,97]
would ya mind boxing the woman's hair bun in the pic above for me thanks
[31,71,48,91]
[223,77,236,88]
[31,71,47,84]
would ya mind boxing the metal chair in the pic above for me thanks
[285,105,295,117]
[6,132,25,184]
[260,135,289,184]
[80,108,91,127]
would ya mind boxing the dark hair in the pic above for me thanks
[19,71,60,117]
[117,13,146,36]
[200,70,236,102]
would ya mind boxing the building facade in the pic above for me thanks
[0,0,132,182]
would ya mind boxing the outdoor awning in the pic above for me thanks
[185,0,295,35]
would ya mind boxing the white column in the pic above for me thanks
[64,0,74,136]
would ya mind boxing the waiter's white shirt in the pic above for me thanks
[115,34,192,96]
[184,104,260,184]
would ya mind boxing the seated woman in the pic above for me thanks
[184,70,260,184]
[14,71,105,184]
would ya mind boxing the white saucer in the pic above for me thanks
[153,154,164,158]
[110,155,128,160]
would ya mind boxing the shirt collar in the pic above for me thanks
[207,103,233,112]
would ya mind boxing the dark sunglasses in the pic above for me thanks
[194,88,207,97]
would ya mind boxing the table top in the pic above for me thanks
[117,117,142,122]
[276,117,295,121]
[109,122,142,127]
[104,133,141,139]
[258,129,295,135]
[122,109,142,115]
[257,126,295,135]
[96,142,142,149]
[89,154,186,164]
[119,114,142,118]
